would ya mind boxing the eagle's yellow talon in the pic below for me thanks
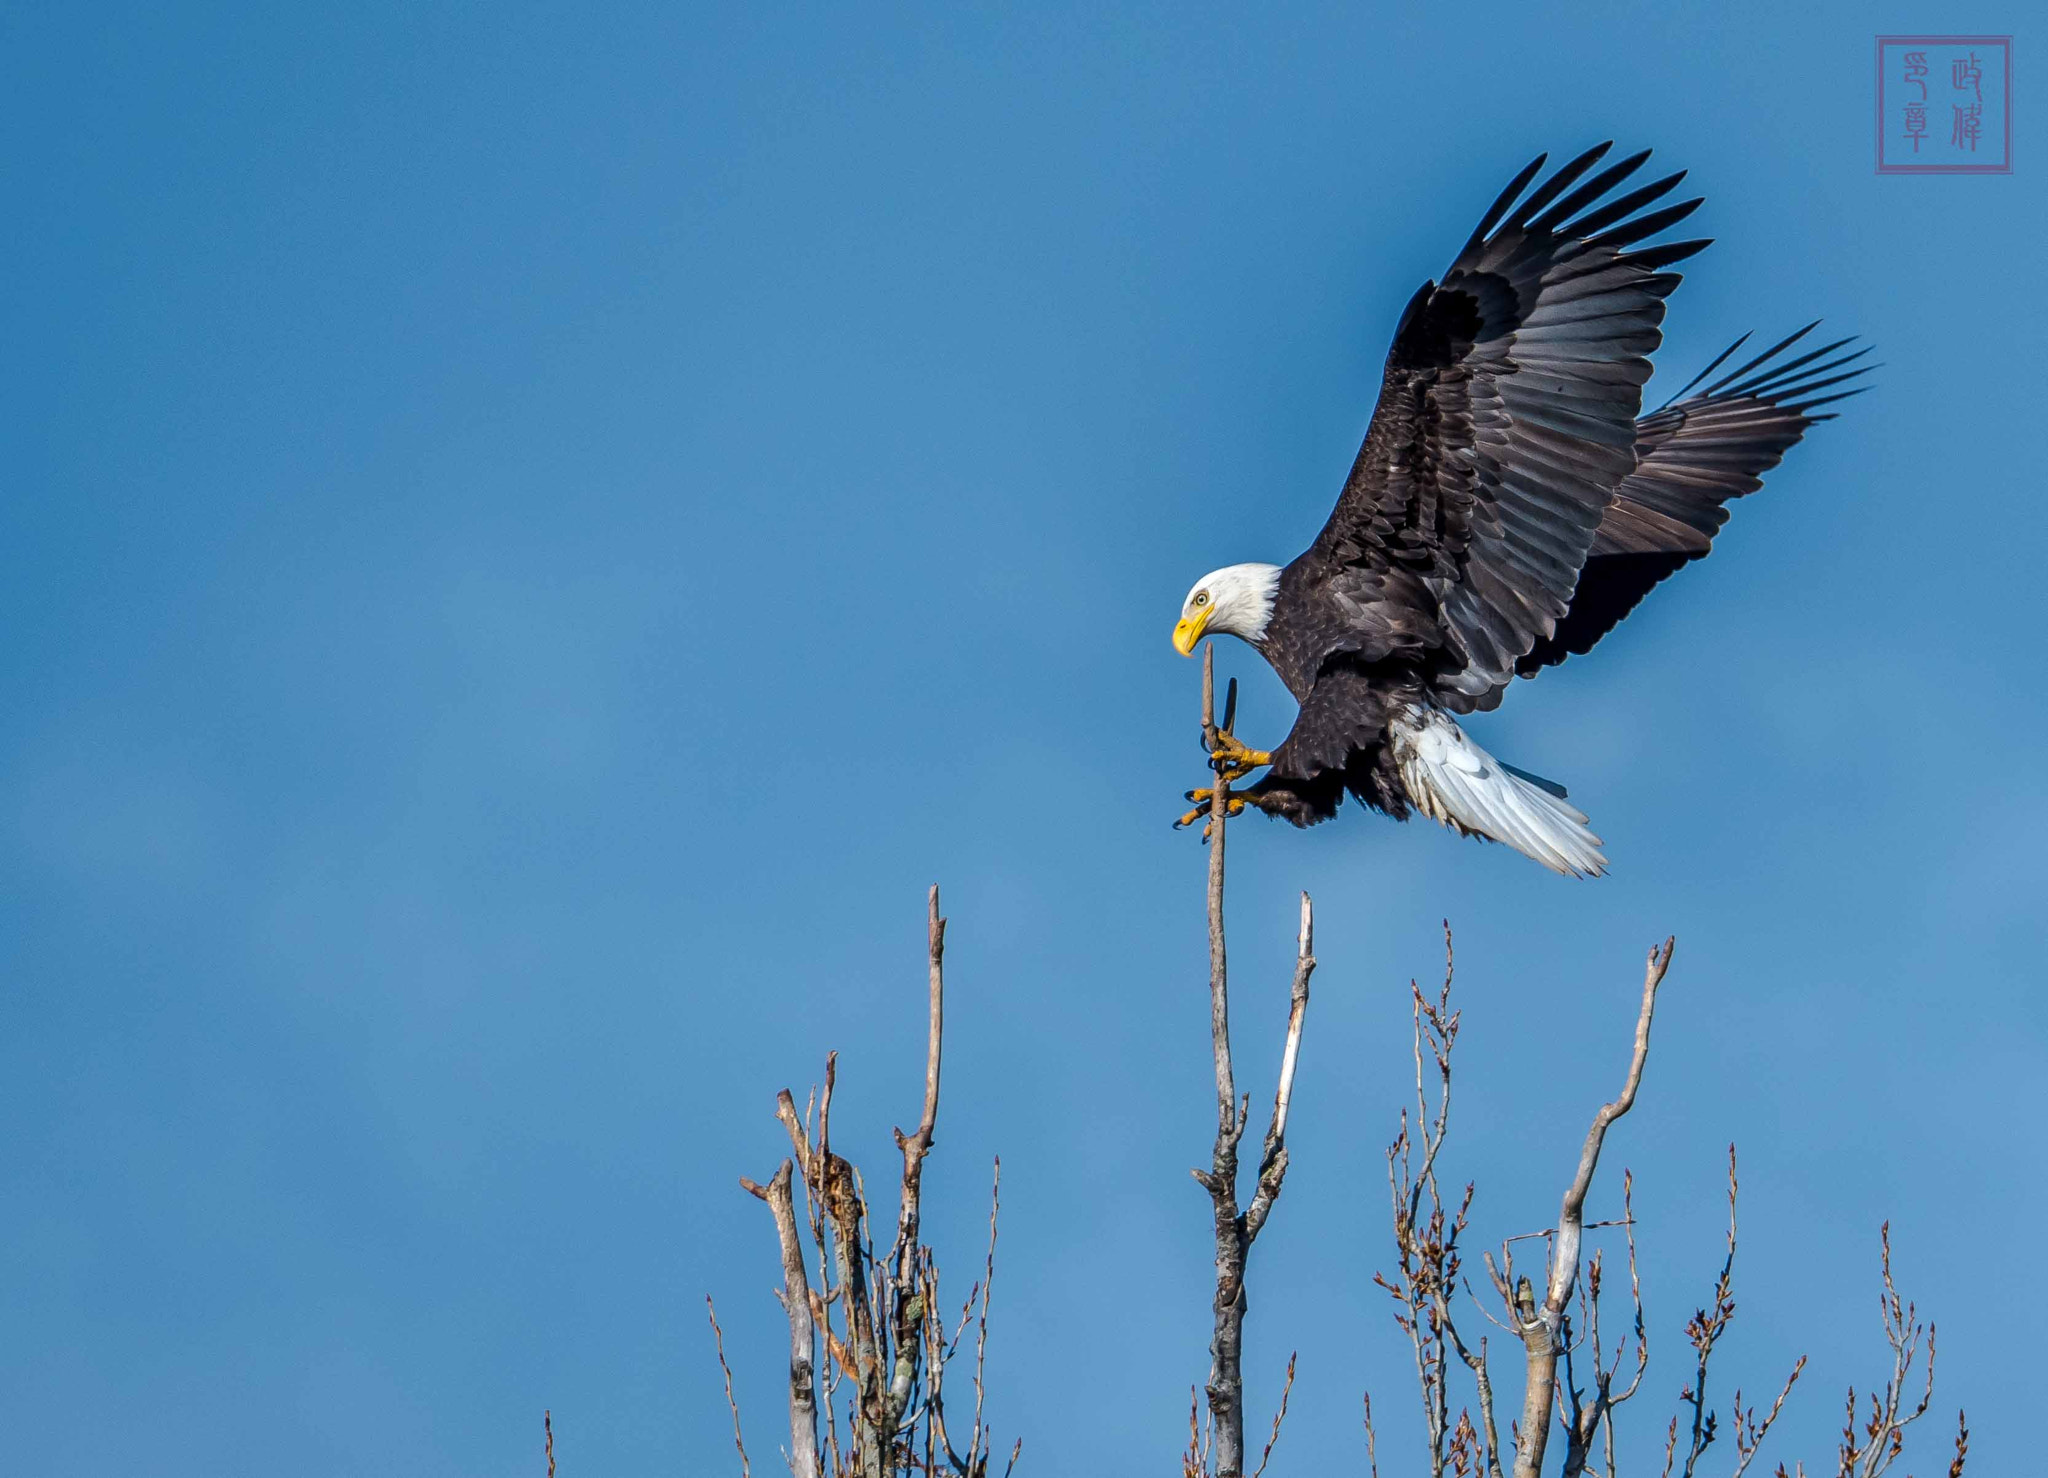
[1175,788,1247,830]
[1208,733,1271,775]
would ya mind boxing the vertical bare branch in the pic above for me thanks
[1834,1224,1948,1478]
[967,1158,1003,1474]
[1375,930,1492,1478]
[741,1163,824,1478]
[707,1297,755,1478]
[1511,938,1675,1478]
[1249,1351,1298,1478]
[1246,894,1315,1244]
[884,888,948,1428]
[736,893,1012,1478]
[1184,1387,1215,1478]
[798,1051,886,1478]
[1203,644,1236,1137]
[1675,1149,1740,1478]
[1190,647,1317,1478]
[1412,968,1500,1475]
[1555,1169,1657,1477]
[545,1410,555,1478]
[1196,641,1245,1476]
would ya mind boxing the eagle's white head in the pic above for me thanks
[1172,563,1282,655]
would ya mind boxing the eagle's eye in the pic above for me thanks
[1193,591,1209,607]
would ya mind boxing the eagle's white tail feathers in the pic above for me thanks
[1391,708,1608,878]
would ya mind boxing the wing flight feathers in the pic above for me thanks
[1514,326,1876,675]
[1300,145,1709,711]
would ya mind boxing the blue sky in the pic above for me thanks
[3,3,2038,1473]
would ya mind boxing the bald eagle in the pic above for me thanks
[1171,144,1869,876]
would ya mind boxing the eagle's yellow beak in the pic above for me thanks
[1172,605,1212,656]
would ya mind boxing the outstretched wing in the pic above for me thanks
[1296,143,1707,713]
[1515,324,1874,675]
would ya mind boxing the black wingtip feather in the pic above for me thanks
[1656,327,1877,415]
[1737,334,1860,382]
[1464,152,1550,252]
[1658,330,1754,409]
[1791,384,1875,416]
[1733,341,1870,398]
[1530,148,1653,233]
[1771,365,1879,406]
[1704,321,1822,396]
[1558,168,1686,240]
[1504,142,1615,232]
[1628,237,1712,272]
[1590,195,1703,250]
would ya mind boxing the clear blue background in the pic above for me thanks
[4,3,2038,1473]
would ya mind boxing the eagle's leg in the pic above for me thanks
[1207,731,1272,783]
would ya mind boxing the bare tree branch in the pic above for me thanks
[1372,930,1496,1478]
[883,888,948,1428]
[1190,646,1317,1478]
[1511,938,1675,1478]
[1674,1148,1740,1478]
[1357,934,1960,1478]
[735,893,1010,1478]
[1184,1387,1215,1478]
[1553,1169,1655,1478]
[1834,1223,1946,1478]
[963,1158,1003,1475]
[1727,1353,1805,1478]
[707,1297,755,1478]
[1247,894,1315,1245]
[1195,640,1243,1477]
[1249,1351,1298,1478]
[1204,645,1236,1136]
[741,1162,823,1478]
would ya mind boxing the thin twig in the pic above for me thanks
[1185,1385,1214,1478]
[969,1158,1003,1474]
[1249,1352,1297,1478]
[1246,894,1316,1243]
[1676,1148,1739,1478]
[707,1297,755,1478]
[1835,1224,1945,1478]
[1728,1355,1805,1478]
[1373,928,1481,1478]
